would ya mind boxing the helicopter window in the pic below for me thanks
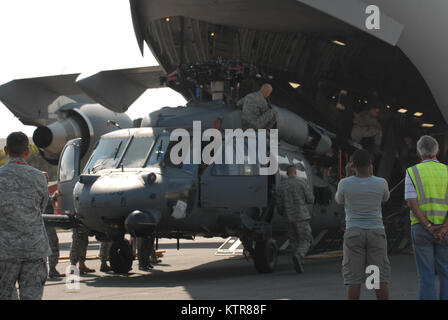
[213,136,260,176]
[59,144,76,182]
[213,164,259,176]
[121,136,155,168]
[83,138,128,173]
[146,136,169,166]
[159,136,196,173]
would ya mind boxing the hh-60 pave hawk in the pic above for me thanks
[61,61,341,274]
[2,0,448,274]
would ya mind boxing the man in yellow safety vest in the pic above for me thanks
[405,135,448,300]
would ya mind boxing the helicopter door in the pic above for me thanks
[200,163,268,208]
[199,135,268,208]
[57,138,81,214]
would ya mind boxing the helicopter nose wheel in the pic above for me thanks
[253,238,278,273]
[109,239,133,274]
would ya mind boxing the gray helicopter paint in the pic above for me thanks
[142,101,333,155]
[67,102,343,241]
[74,168,168,233]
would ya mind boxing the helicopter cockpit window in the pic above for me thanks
[146,136,169,166]
[59,144,76,182]
[83,137,128,174]
[121,136,155,168]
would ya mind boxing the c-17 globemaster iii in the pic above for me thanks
[2,0,448,274]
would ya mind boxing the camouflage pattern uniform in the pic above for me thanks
[44,197,59,270]
[99,242,111,263]
[69,226,89,265]
[0,158,51,300]
[137,237,153,269]
[276,176,315,259]
[237,91,278,130]
[350,110,382,147]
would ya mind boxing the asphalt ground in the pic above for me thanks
[41,230,422,300]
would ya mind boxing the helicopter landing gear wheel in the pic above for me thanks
[253,238,278,273]
[109,239,133,274]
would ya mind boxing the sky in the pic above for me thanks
[0,0,186,138]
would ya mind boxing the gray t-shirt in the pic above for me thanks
[335,176,390,229]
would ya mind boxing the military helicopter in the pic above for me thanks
[0,62,344,275]
[47,60,341,274]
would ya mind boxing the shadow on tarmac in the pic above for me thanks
[72,255,351,300]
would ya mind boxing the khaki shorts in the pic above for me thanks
[342,227,391,285]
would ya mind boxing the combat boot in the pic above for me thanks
[100,261,112,272]
[48,267,65,278]
[138,263,154,272]
[78,262,95,274]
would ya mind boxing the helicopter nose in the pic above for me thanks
[125,209,161,237]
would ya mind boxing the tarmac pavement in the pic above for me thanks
[42,230,421,300]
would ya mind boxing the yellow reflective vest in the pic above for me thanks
[407,161,448,225]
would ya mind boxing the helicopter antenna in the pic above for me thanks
[107,120,121,129]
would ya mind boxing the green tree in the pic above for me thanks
[0,144,58,181]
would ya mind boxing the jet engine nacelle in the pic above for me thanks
[141,103,333,156]
[273,106,333,155]
[32,103,133,165]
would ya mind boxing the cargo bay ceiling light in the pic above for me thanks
[421,123,435,128]
[413,112,423,117]
[289,82,301,89]
[165,17,170,22]
[398,108,408,113]
[210,32,215,37]
[332,40,346,46]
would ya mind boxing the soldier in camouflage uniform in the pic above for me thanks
[69,225,95,274]
[137,236,154,271]
[0,132,51,299]
[276,165,315,273]
[351,106,383,153]
[42,173,64,278]
[237,83,278,130]
[99,241,112,272]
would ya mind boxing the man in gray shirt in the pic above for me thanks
[0,132,51,299]
[335,149,390,300]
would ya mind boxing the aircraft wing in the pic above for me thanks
[76,65,166,113]
[0,74,94,127]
